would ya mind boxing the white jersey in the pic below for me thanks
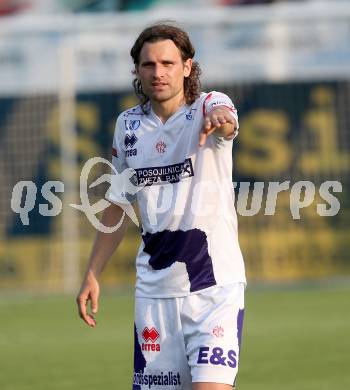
[108,91,246,298]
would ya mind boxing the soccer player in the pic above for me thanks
[77,23,246,390]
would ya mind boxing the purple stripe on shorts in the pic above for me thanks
[237,308,245,352]
[133,324,146,390]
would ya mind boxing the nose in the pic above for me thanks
[152,64,164,79]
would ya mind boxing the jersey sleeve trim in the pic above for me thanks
[202,91,239,128]
[203,91,239,141]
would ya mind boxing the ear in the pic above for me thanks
[183,58,192,78]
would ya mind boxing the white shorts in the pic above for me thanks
[132,283,245,389]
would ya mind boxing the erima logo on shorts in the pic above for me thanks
[142,327,160,352]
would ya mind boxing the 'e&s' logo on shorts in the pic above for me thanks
[197,346,237,368]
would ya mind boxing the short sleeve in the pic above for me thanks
[107,116,138,205]
[203,91,239,140]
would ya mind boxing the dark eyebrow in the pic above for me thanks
[140,60,155,66]
[140,59,175,66]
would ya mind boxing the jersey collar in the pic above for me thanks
[149,103,189,127]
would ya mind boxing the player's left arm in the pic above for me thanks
[199,106,238,146]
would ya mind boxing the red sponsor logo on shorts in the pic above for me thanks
[212,325,224,338]
[141,327,160,352]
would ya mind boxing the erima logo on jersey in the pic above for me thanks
[124,133,138,157]
[134,158,194,186]
[125,149,137,157]
[124,133,138,148]
[124,119,140,131]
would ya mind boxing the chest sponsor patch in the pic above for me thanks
[134,158,194,186]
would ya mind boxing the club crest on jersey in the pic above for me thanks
[124,119,140,131]
[141,327,160,352]
[155,140,166,154]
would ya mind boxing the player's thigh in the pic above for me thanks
[133,296,191,389]
[183,283,245,387]
[192,383,233,390]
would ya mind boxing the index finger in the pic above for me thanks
[199,131,208,147]
[203,116,212,130]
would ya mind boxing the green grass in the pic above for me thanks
[1,283,349,390]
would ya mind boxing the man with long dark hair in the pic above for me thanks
[77,22,246,390]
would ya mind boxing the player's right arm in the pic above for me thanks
[76,202,130,327]
[199,91,239,146]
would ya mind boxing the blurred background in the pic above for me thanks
[0,0,349,389]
